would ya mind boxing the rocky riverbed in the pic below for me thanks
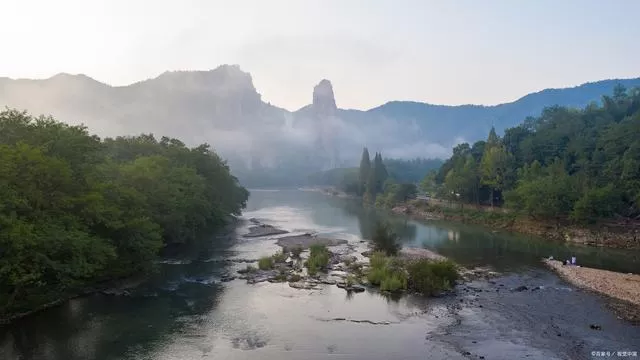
[236,220,500,296]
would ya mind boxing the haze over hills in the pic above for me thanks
[1,65,639,186]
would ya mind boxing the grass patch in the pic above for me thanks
[406,259,459,296]
[365,252,459,295]
[380,272,408,292]
[238,265,257,274]
[258,256,274,270]
[272,269,288,282]
[305,244,330,276]
[366,252,407,292]
[272,250,288,263]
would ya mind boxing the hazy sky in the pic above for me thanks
[2,0,639,110]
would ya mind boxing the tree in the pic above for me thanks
[0,109,249,317]
[358,148,371,196]
[373,152,388,194]
[486,126,500,147]
[376,181,418,208]
[420,170,438,195]
[480,145,512,207]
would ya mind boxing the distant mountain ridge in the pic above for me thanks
[1,66,639,186]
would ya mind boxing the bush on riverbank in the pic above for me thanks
[258,250,290,270]
[0,109,249,320]
[406,259,459,296]
[305,244,330,275]
[258,256,274,270]
[367,252,408,292]
[366,251,459,295]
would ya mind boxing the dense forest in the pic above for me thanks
[0,109,249,318]
[429,85,640,224]
[383,158,443,183]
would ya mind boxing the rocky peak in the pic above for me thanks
[150,64,257,95]
[312,79,337,116]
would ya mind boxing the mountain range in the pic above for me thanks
[1,65,639,186]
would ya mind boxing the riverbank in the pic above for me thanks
[1,218,241,325]
[391,200,640,250]
[0,275,147,325]
[543,259,640,324]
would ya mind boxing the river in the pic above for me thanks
[1,189,639,360]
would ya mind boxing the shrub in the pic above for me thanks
[306,262,318,276]
[238,264,257,274]
[369,251,389,269]
[406,259,458,296]
[288,273,302,282]
[366,252,407,292]
[273,270,288,282]
[305,244,330,275]
[367,267,387,286]
[372,221,401,256]
[258,256,274,270]
[309,244,329,259]
[290,246,303,258]
[272,250,288,263]
[380,272,407,292]
[346,275,356,287]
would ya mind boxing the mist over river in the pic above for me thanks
[1,190,639,360]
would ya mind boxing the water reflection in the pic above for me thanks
[328,190,640,274]
[339,199,417,242]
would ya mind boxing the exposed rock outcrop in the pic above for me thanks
[312,79,337,117]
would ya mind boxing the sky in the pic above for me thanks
[1,0,639,111]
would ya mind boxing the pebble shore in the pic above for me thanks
[543,259,640,322]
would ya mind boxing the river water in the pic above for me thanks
[1,189,639,360]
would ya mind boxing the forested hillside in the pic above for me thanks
[0,109,248,318]
[432,85,640,223]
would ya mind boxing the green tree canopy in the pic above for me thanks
[433,85,640,223]
[0,109,248,318]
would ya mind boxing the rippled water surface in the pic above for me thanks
[2,190,639,360]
